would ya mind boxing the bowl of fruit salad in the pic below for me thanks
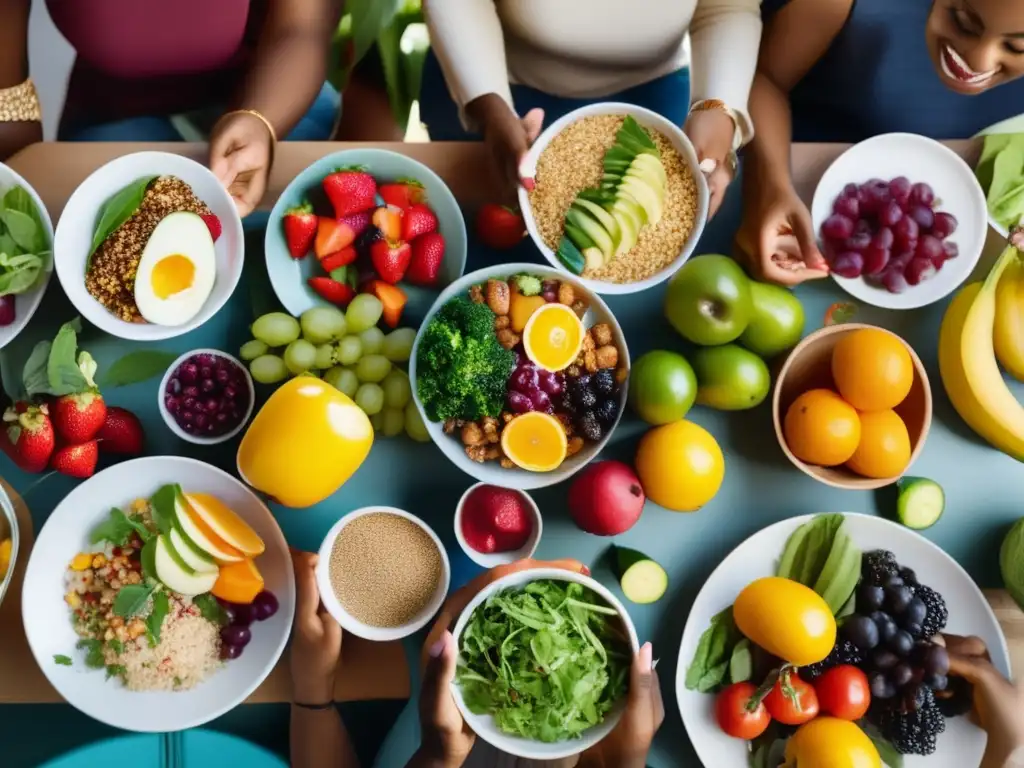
[410,264,630,490]
[811,133,987,310]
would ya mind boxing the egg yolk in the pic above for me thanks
[150,254,195,299]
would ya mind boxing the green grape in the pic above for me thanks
[345,294,384,333]
[380,408,405,437]
[381,369,411,409]
[404,402,431,442]
[381,327,416,362]
[283,339,317,375]
[369,412,385,431]
[239,339,269,361]
[354,354,392,383]
[359,326,385,355]
[300,306,347,343]
[335,335,363,366]
[355,383,384,415]
[252,312,301,347]
[323,366,359,398]
[314,343,335,370]
[249,354,289,385]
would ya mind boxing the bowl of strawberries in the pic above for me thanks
[265,149,468,329]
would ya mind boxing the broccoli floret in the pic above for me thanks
[437,297,496,339]
[513,274,542,296]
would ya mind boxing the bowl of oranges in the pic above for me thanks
[772,324,932,489]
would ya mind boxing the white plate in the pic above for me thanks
[676,513,1010,768]
[54,151,244,341]
[21,456,295,732]
[811,133,988,310]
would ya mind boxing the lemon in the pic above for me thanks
[500,412,568,472]
[523,304,584,372]
[634,420,724,511]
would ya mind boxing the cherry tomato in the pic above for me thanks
[714,682,771,740]
[812,665,871,721]
[764,669,819,725]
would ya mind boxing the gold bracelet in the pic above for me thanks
[0,79,42,123]
[217,109,278,144]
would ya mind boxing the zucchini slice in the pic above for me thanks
[896,476,945,530]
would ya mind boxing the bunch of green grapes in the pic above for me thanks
[239,296,430,443]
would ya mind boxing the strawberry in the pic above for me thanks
[309,276,356,306]
[406,232,446,286]
[51,440,99,479]
[320,246,357,272]
[370,239,412,284]
[371,205,403,242]
[401,203,438,241]
[364,280,408,328]
[476,204,526,249]
[339,210,372,238]
[314,216,357,259]
[2,403,54,473]
[201,214,222,242]
[467,486,532,551]
[96,406,144,455]
[52,392,107,443]
[379,179,425,210]
[282,202,317,258]
[322,167,377,218]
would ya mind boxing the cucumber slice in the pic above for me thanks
[896,476,945,530]
[556,236,585,275]
[614,546,668,604]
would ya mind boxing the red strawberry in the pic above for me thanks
[339,210,372,238]
[322,167,377,217]
[401,203,438,241]
[320,246,357,272]
[476,204,526,249]
[314,216,356,259]
[96,406,144,455]
[379,179,425,210]
[51,440,99,479]
[283,202,317,259]
[2,403,55,473]
[370,239,412,284]
[406,232,446,286]
[308,276,356,306]
[371,205,403,242]
[52,392,107,443]
[201,214,222,242]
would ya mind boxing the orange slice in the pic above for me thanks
[500,412,568,472]
[523,304,585,372]
[184,492,265,556]
[211,557,265,605]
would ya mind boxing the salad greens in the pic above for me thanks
[88,175,156,267]
[685,607,741,693]
[0,185,49,297]
[977,133,1024,230]
[456,579,630,743]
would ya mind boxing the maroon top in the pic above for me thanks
[46,0,266,135]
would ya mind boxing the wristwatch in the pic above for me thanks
[689,98,742,176]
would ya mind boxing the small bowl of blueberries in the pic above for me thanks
[159,349,255,445]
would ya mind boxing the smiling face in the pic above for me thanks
[927,0,1024,94]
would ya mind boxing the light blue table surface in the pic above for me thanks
[3,162,1023,767]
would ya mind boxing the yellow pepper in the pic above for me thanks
[734,576,836,667]
[783,718,880,768]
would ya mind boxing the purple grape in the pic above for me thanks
[541,290,557,303]
[538,371,564,396]
[216,412,229,424]
[165,396,180,414]
[205,397,219,413]
[872,227,894,250]
[199,365,213,379]
[915,235,944,264]
[883,269,910,294]
[507,391,532,413]
[942,241,959,260]
[201,378,216,393]
[179,363,199,383]
[220,643,243,660]
[530,389,552,413]
[183,385,200,398]
[509,366,538,393]
[854,217,873,236]
[893,216,919,249]
[878,201,903,228]
[843,182,860,198]
[832,252,865,278]
[224,385,238,400]
[180,410,194,424]
[908,205,935,231]
[0,295,15,327]
[889,176,912,204]
[833,195,860,219]
[931,212,957,239]
[216,368,231,385]
[252,590,280,621]
[905,257,937,286]
[821,214,855,241]
[843,233,872,254]
[909,182,935,207]
[194,413,208,430]
[219,602,238,626]
[167,377,182,395]
[863,245,890,276]
[232,603,255,627]
[221,624,252,648]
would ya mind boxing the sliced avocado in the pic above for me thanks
[565,222,606,271]
[614,546,668,604]
[573,198,621,245]
[612,193,647,229]
[556,236,585,275]
[566,207,615,261]
[612,208,638,257]
[617,116,660,156]
[631,152,667,187]
[620,176,663,226]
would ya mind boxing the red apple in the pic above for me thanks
[568,460,646,536]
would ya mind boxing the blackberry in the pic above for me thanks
[558,391,576,414]
[802,639,863,680]
[863,550,900,586]
[875,686,946,755]
[595,398,619,427]
[574,386,597,410]
[356,224,382,254]
[899,566,919,586]
[915,584,948,637]
[592,369,616,396]
[577,412,603,442]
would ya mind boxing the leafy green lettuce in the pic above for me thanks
[0,185,50,296]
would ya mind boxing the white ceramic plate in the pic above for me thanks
[0,162,53,350]
[676,513,1010,768]
[21,456,295,732]
[811,133,988,310]
[54,151,244,341]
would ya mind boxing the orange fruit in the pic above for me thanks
[523,303,584,371]
[846,409,911,478]
[185,492,265,556]
[634,420,724,511]
[784,389,861,466]
[500,412,568,471]
[831,329,914,411]
[211,557,265,605]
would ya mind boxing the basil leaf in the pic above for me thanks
[90,507,150,547]
[193,593,228,626]
[140,538,158,582]
[46,320,88,396]
[113,583,155,618]
[696,659,730,693]
[0,233,16,256]
[146,591,170,646]
[105,664,127,680]
[22,340,52,398]
[53,654,72,666]
[88,176,156,268]
[0,209,38,253]
[76,638,105,669]
[100,350,179,388]
[108,638,124,655]
[0,253,43,296]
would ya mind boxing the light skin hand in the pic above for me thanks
[208,112,273,219]
[466,93,544,197]
[684,109,738,219]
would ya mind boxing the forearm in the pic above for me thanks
[0,0,40,161]
[290,704,360,768]
[744,72,795,192]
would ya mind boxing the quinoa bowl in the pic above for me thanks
[519,103,709,295]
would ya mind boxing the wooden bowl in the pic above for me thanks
[771,323,932,490]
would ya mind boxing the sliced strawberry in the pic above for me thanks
[370,239,412,284]
[371,205,403,242]
[406,232,446,287]
[200,214,223,242]
[379,179,425,210]
[320,246,358,272]
[322,167,377,218]
[314,217,356,259]
[308,276,356,306]
[401,203,438,241]
[283,201,317,259]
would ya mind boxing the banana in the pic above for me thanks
[994,254,1024,381]
[938,246,1024,462]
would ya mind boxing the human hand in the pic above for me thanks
[469,94,544,196]
[684,109,737,219]
[209,111,274,218]
[290,550,342,704]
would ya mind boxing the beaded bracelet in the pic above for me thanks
[0,79,42,123]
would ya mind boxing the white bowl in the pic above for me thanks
[453,482,542,568]
[157,349,255,445]
[810,133,988,310]
[315,506,450,642]
[676,513,1010,768]
[518,102,709,295]
[409,263,630,490]
[0,162,54,350]
[450,567,639,760]
[54,151,244,341]
[21,456,296,732]
[0,481,19,609]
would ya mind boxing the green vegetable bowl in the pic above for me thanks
[451,568,639,759]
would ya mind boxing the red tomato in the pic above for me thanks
[764,669,819,725]
[714,682,771,740]
[813,665,871,720]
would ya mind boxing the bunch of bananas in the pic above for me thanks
[938,243,1024,461]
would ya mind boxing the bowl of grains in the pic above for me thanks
[54,151,244,341]
[519,103,708,295]
[316,506,450,642]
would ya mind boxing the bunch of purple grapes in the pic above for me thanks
[821,177,959,294]
[216,590,279,660]
[165,353,252,437]
[506,349,564,415]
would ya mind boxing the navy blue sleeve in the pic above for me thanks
[761,0,793,20]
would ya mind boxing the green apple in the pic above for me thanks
[691,344,770,411]
[664,254,753,346]
[740,281,806,359]
[628,350,697,425]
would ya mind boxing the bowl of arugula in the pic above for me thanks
[450,568,638,759]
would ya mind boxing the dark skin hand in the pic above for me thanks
[465,93,544,197]
[0,0,42,161]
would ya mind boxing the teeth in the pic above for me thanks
[942,44,995,84]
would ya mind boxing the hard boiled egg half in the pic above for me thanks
[134,211,216,326]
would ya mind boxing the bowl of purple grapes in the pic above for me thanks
[160,349,255,444]
[811,132,988,310]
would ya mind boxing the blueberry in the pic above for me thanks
[885,585,914,615]
[884,574,905,588]
[858,584,885,611]
[901,597,927,628]
[841,614,880,651]
[887,629,914,657]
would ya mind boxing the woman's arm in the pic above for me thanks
[290,705,360,768]
[0,0,42,160]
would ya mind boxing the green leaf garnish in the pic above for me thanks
[146,591,170,647]
[193,593,228,626]
[99,350,180,388]
[76,638,105,669]
[90,507,151,547]
[113,583,155,619]
[149,484,178,536]
[88,176,156,269]
[53,654,72,666]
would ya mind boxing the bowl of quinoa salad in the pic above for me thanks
[519,103,709,295]
[54,151,243,341]
[21,456,294,732]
